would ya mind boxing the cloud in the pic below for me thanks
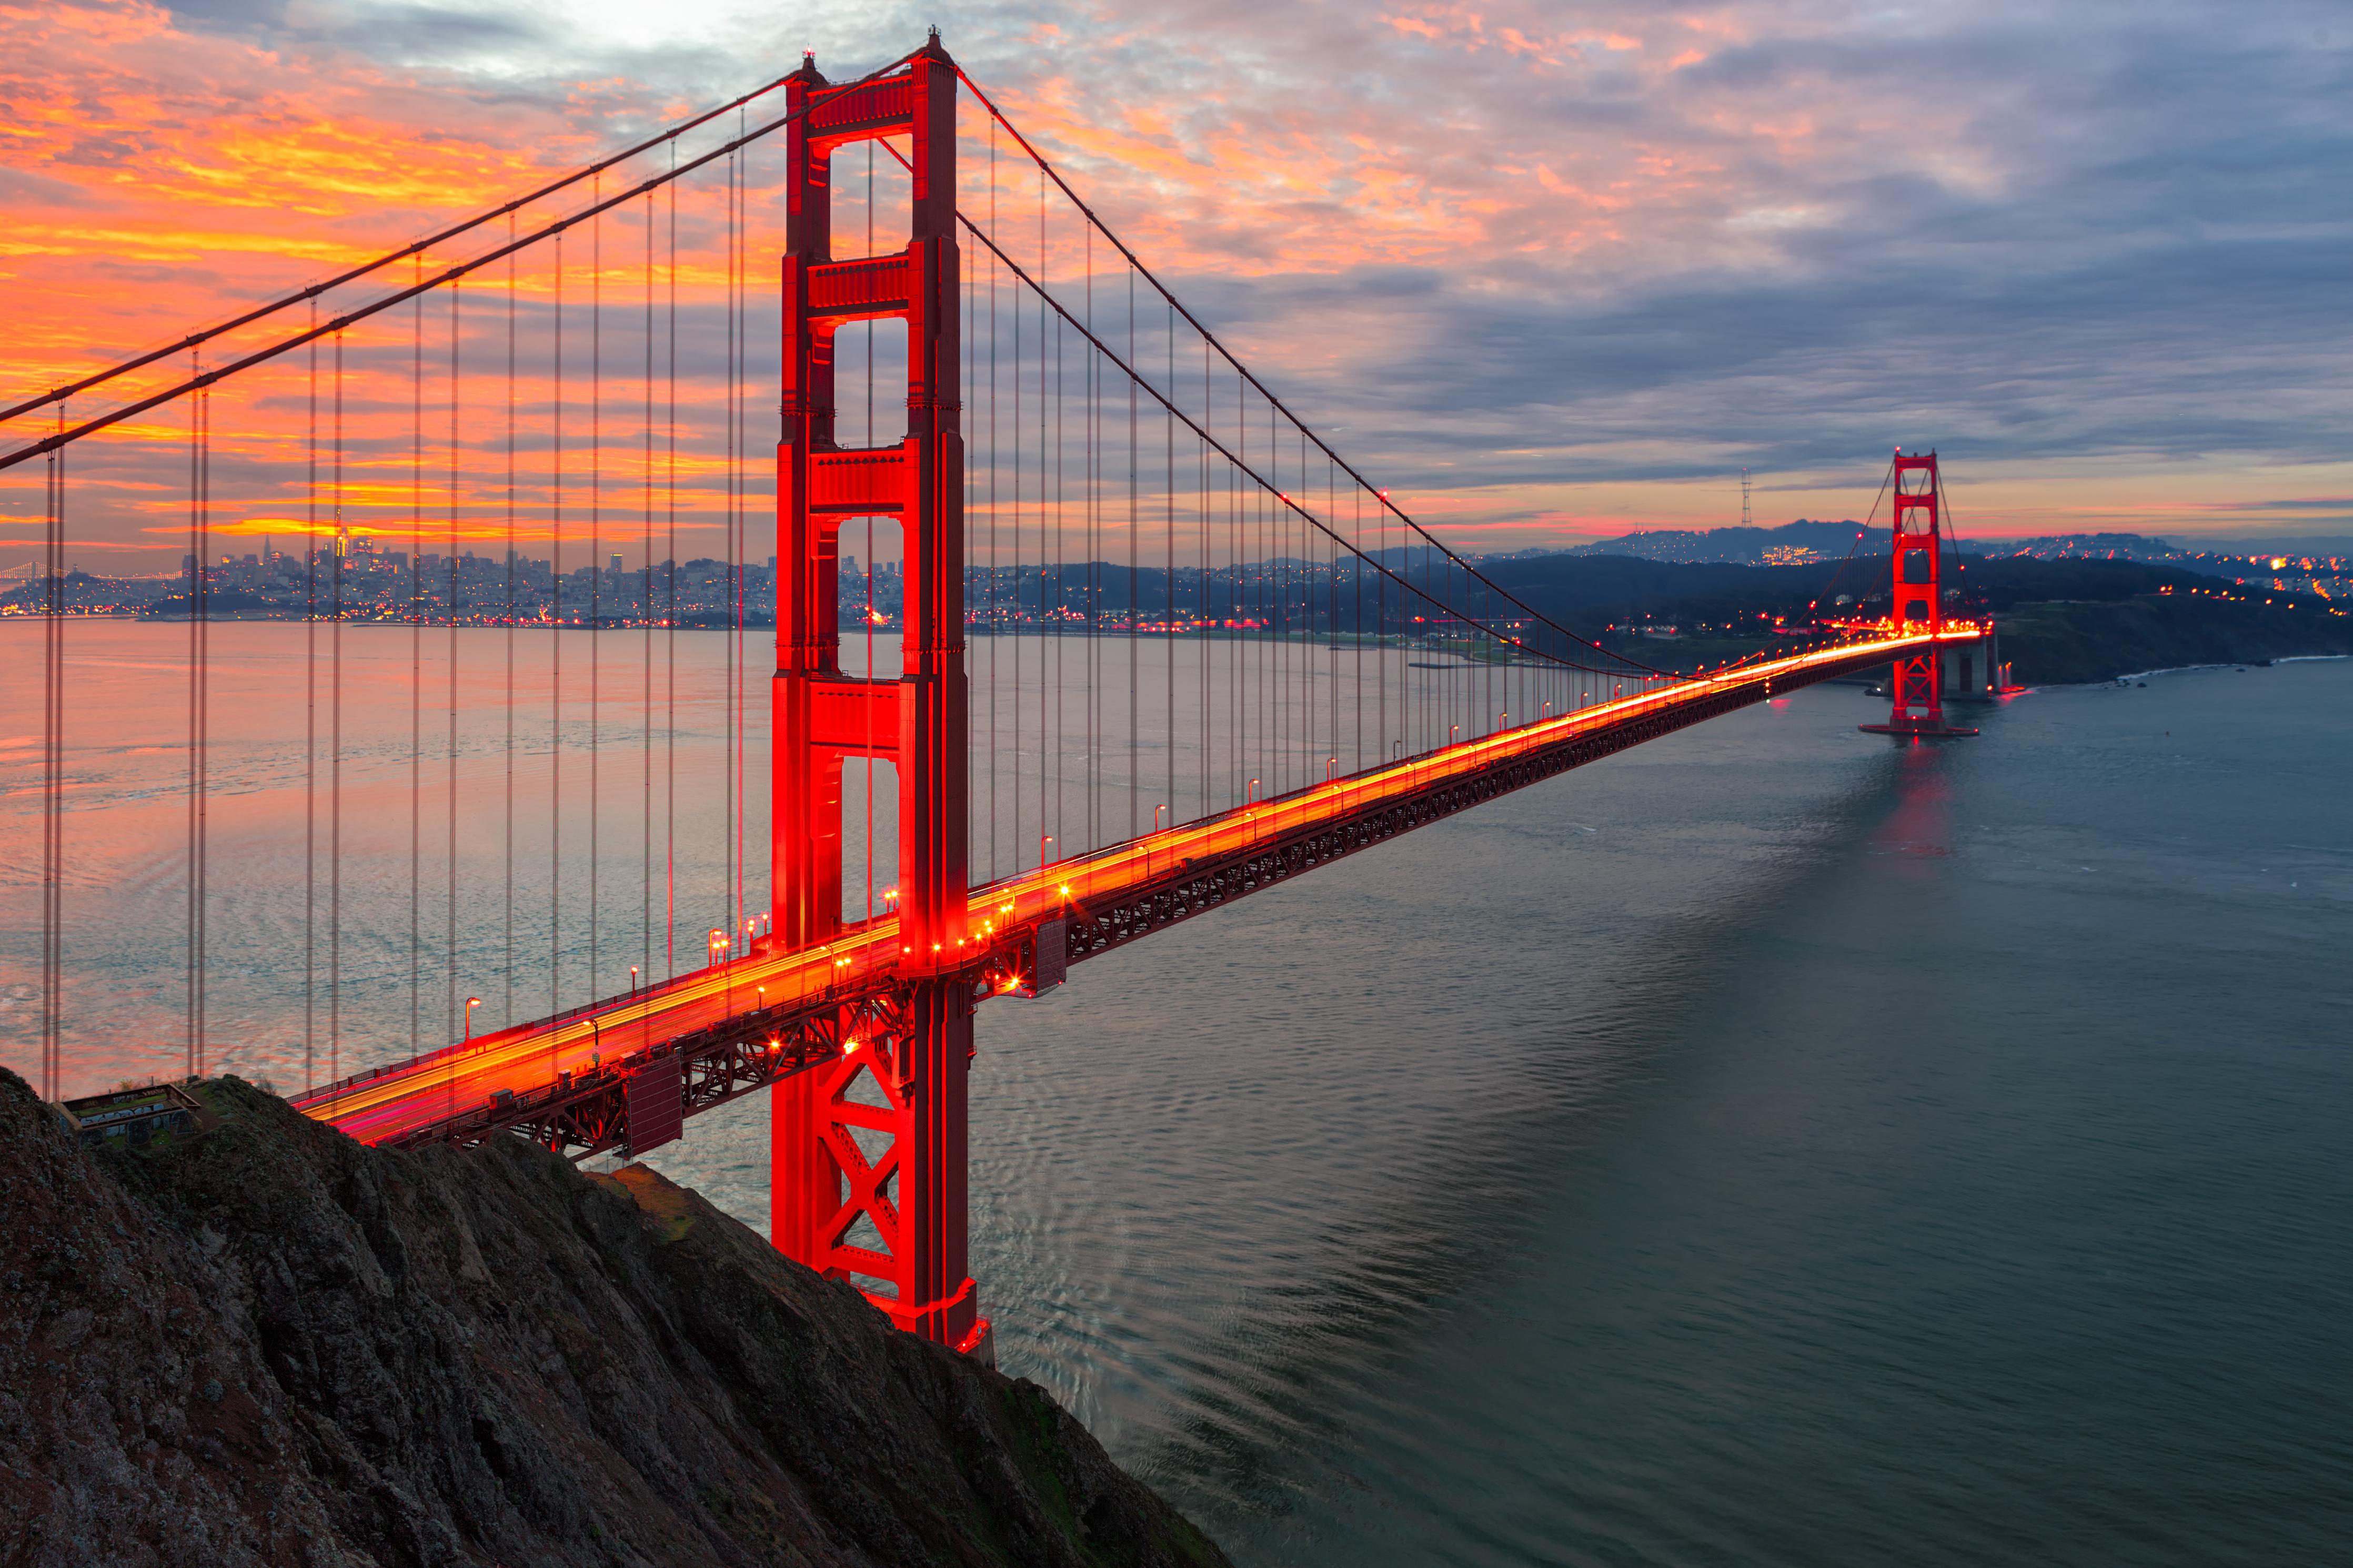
[3,0,2348,558]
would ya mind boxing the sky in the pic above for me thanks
[2,0,2349,567]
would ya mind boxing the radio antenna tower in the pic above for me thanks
[1741,468,1752,529]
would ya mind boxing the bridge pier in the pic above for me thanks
[769,976,981,1357]
[1942,623,2003,703]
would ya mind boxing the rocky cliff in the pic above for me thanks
[0,1070,1229,1568]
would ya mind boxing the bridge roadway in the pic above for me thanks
[291,626,1976,1154]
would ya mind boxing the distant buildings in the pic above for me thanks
[2,545,785,626]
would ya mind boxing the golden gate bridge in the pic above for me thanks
[4,36,1981,1362]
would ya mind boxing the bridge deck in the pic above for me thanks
[293,628,1974,1150]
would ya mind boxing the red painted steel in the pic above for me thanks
[270,45,1991,1362]
[298,627,1974,1161]
[770,40,981,1357]
[1863,451,1976,737]
[806,256,916,319]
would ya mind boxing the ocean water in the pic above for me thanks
[5,625,2349,1564]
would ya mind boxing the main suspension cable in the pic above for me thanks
[0,57,917,428]
[951,67,1674,681]
[953,209,1643,680]
[0,49,924,475]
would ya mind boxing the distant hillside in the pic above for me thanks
[1544,522,2203,569]
[1470,553,2353,684]
[1976,531,2353,565]
[1554,519,1877,566]
[1479,553,2260,625]
[1506,523,2348,602]
[1973,531,2185,562]
[1994,597,2353,684]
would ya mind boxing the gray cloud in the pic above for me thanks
[143,0,2353,535]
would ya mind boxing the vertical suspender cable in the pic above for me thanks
[1164,299,1174,827]
[590,185,603,998]
[1237,379,1248,797]
[733,124,749,951]
[329,334,345,1101]
[504,216,517,1026]
[185,360,197,1076]
[39,413,64,1100]
[1197,332,1209,815]
[1010,168,1022,874]
[199,371,211,1073]
[666,157,678,978]
[725,119,743,945]
[446,281,461,1051]
[1088,227,1099,851]
[1084,225,1097,852]
[410,276,425,1060]
[723,136,738,956]
[1050,202,1063,865]
[185,350,207,1079]
[1376,439,1386,758]
[1127,265,1138,841]
[305,316,318,1091]
[643,189,656,984]
[550,234,565,1018]
[986,116,999,884]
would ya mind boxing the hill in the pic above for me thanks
[0,1069,1228,1568]
[1554,519,1875,565]
[1471,554,2353,683]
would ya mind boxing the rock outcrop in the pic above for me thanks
[0,1070,1228,1568]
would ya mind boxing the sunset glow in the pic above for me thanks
[4,0,2349,566]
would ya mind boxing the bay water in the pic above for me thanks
[3,624,2347,1564]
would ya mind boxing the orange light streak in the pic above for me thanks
[295,628,1973,1146]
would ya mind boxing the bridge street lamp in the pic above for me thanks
[464,997,481,1042]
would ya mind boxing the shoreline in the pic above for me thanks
[2103,653,2348,684]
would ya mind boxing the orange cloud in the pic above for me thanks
[5,0,2330,563]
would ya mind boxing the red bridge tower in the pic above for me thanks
[1862,449,1977,739]
[770,43,986,1357]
